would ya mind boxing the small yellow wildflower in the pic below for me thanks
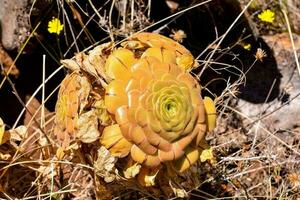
[48,18,64,35]
[243,43,251,51]
[258,9,275,23]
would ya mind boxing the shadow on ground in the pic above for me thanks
[166,0,281,104]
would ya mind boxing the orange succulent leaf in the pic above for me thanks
[105,48,135,80]
[132,32,190,55]
[141,47,176,64]
[129,32,198,71]
[171,146,200,172]
[203,97,217,132]
[100,124,132,158]
[176,54,198,71]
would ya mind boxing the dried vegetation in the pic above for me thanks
[1,0,300,199]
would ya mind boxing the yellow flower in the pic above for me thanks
[258,9,275,23]
[243,43,251,51]
[48,18,64,35]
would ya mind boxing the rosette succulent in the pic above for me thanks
[100,32,216,172]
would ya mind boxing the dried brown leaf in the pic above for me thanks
[137,167,160,187]
[76,110,100,143]
[8,125,27,141]
[93,99,112,126]
[94,146,118,183]
[0,43,19,77]
[60,58,81,71]
[0,117,10,145]
[123,160,141,179]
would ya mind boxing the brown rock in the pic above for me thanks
[238,33,300,130]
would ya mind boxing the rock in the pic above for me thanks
[0,0,31,50]
[287,0,300,34]
[237,33,300,130]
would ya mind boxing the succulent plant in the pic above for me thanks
[54,72,92,148]
[100,32,216,172]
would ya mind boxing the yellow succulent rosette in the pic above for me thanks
[100,32,216,173]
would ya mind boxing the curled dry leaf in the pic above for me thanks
[61,42,112,86]
[123,159,141,179]
[76,110,100,143]
[60,58,81,72]
[8,125,28,142]
[94,146,118,183]
[0,152,11,160]
[169,181,188,198]
[83,42,112,82]
[0,117,10,145]
[93,99,112,126]
[137,167,160,187]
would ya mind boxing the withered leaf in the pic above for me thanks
[137,167,160,187]
[0,117,10,145]
[94,146,118,183]
[60,58,81,72]
[93,99,112,126]
[76,110,100,143]
[123,160,141,179]
[8,125,28,141]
